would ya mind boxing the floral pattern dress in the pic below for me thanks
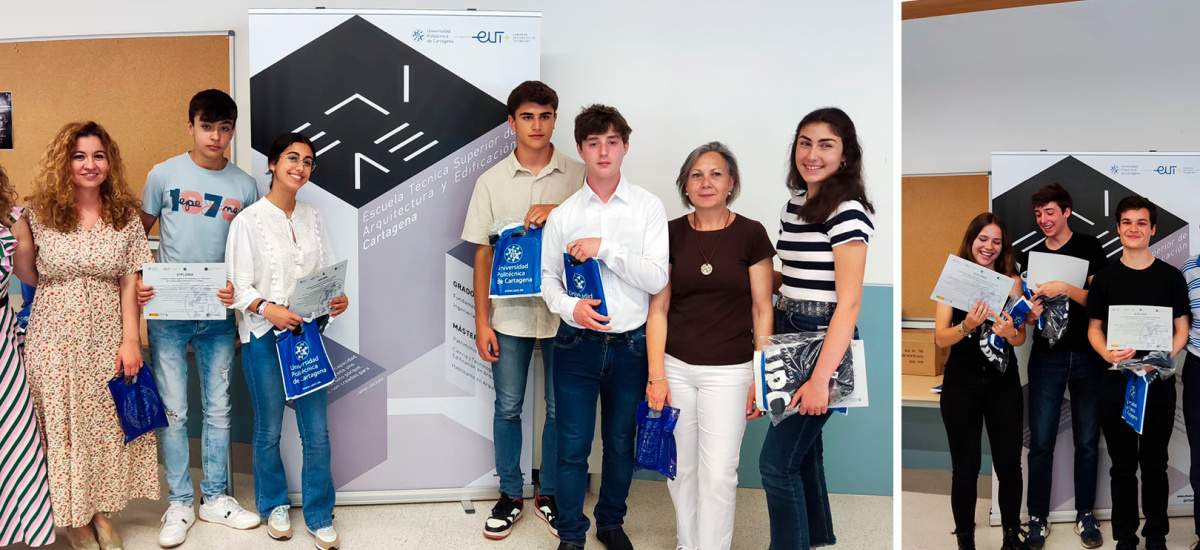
[23,210,158,528]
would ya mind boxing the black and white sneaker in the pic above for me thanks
[534,494,559,537]
[483,494,523,540]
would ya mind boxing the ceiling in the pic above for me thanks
[902,0,1092,20]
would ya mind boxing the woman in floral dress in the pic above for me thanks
[20,121,157,549]
[0,162,55,546]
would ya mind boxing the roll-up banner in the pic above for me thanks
[249,9,541,503]
[990,152,1200,524]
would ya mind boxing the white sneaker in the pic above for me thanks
[158,502,195,548]
[199,495,262,530]
[267,505,293,541]
[308,525,340,550]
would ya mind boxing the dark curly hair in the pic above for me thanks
[786,107,873,223]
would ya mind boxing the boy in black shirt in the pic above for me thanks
[1087,195,1190,550]
[1018,184,1108,549]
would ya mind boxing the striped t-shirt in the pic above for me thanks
[777,193,874,303]
[1184,254,1200,357]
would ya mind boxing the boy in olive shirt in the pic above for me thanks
[460,81,585,540]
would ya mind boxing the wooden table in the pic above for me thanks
[901,374,943,408]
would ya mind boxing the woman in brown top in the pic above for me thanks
[646,142,775,550]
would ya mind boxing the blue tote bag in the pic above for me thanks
[634,400,680,479]
[107,363,170,444]
[275,319,336,400]
[563,253,608,320]
[489,225,543,298]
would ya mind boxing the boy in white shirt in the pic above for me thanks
[541,104,669,550]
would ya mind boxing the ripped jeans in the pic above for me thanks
[148,313,237,506]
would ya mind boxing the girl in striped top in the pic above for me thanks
[760,107,873,550]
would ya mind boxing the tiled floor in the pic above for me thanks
[903,469,1200,550]
[20,454,893,549]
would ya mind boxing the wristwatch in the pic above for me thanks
[255,300,271,316]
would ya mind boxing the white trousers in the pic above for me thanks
[664,354,754,550]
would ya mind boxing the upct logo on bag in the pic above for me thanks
[295,341,310,361]
[573,273,587,291]
[124,385,163,431]
[504,244,522,264]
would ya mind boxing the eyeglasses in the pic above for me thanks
[283,154,316,170]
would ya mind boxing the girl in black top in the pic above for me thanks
[934,213,1029,550]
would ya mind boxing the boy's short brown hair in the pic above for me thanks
[1031,183,1073,212]
[573,104,631,147]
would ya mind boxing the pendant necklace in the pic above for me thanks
[693,209,731,276]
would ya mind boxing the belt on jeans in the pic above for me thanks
[566,322,645,343]
[775,296,837,317]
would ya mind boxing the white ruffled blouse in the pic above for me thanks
[225,198,336,343]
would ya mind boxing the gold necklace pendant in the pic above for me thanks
[692,210,730,277]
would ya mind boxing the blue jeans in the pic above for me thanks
[552,322,648,547]
[759,308,843,549]
[492,332,556,499]
[1025,350,1102,518]
[243,331,335,529]
[148,313,237,506]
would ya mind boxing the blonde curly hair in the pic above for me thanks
[0,163,16,227]
[28,121,140,233]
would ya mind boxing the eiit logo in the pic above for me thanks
[411,29,424,42]
[1155,165,1178,175]
[475,30,506,43]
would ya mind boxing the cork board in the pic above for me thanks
[0,34,231,203]
[901,174,990,319]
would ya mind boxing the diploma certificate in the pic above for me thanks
[1027,251,1089,289]
[930,254,1013,316]
[289,260,348,318]
[1106,305,1172,351]
[142,263,227,320]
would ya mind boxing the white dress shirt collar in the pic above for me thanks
[581,175,631,205]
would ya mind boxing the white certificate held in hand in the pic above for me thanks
[1106,305,1173,351]
[142,263,227,320]
[930,254,1013,316]
[289,260,348,318]
[1027,251,1088,289]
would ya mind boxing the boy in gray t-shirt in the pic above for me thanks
[137,89,262,547]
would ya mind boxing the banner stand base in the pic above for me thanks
[990,505,1194,527]
[289,484,535,507]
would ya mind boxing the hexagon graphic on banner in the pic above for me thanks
[992,155,1190,269]
[251,13,516,492]
[250,15,507,208]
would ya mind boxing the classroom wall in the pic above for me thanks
[903,0,1200,175]
[2,0,895,495]
[1,0,894,286]
[901,0,1200,472]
